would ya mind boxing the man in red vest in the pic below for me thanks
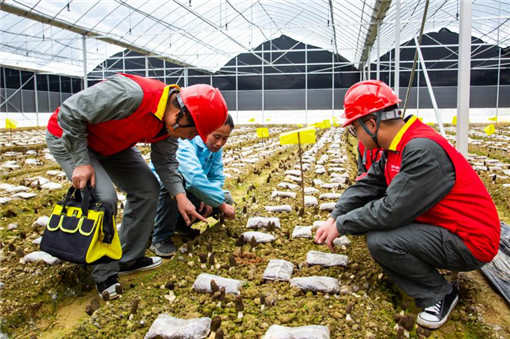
[316,80,500,329]
[46,74,228,300]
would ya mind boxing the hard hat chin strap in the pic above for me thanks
[358,108,402,148]
[166,94,195,134]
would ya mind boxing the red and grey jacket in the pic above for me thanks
[385,116,500,262]
[47,73,175,156]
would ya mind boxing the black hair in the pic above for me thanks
[224,114,235,130]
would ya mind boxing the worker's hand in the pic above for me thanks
[176,193,208,226]
[314,217,340,252]
[219,203,235,219]
[198,202,213,218]
[72,165,95,189]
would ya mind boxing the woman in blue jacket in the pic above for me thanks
[150,114,235,256]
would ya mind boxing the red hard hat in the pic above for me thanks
[343,80,401,127]
[180,84,228,142]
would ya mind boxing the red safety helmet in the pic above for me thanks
[179,84,228,142]
[343,80,401,127]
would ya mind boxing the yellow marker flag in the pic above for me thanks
[452,116,457,125]
[248,118,255,122]
[256,127,269,138]
[322,119,331,128]
[310,122,325,129]
[488,116,498,122]
[265,118,271,122]
[279,127,316,145]
[484,124,495,136]
[5,118,18,129]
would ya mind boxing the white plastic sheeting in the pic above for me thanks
[1,1,509,76]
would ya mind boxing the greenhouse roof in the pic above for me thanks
[1,0,509,77]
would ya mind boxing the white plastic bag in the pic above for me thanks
[246,217,281,229]
[262,259,294,281]
[291,226,314,239]
[290,276,340,294]
[192,273,244,294]
[271,191,297,199]
[241,231,276,244]
[319,203,336,211]
[265,205,292,213]
[144,314,210,339]
[306,250,349,267]
[262,324,330,339]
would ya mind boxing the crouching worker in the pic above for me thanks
[150,114,236,257]
[316,80,500,329]
[46,73,228,299]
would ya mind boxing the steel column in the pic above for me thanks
[456,0,472,156]
[394,0,400,95]
[82,35,88,88]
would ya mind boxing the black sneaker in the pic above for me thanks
[417,286,459,329]
[118,256,162,276]
[149,238,177,258]
[96,275,123,300]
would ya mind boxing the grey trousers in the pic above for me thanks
[46,131,160,283]
[366,223,486,308]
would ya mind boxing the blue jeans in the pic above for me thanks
[152,182,233,243]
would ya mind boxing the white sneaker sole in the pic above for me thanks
[118,257,163,276]
[98,283,122,300]
[417,295,459,329]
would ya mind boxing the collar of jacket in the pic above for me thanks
[388,115,418,151]
[154,85,181,121]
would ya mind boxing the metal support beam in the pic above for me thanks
[332,53,335,116]
[34,71,39,126]
[145,56,149,78]
[376,22,380,80]
[359,0,392,68]
[305,43,308,119]
[394,0,401,95]
[456,0,472,156]
[261,45,265,123]
[235,56,239,124]
[82,35,88,88]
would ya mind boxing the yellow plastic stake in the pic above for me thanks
[488,116,497,122]
[279,127,316,145]
[484,124,495,136]
[452,116,457,125]
[256,127,269,138]
[322,119,331,128]
[248,118,255,122]
[5,118,17,129]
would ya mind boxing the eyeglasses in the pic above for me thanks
[347,118,373,138]
[347,123,360,137]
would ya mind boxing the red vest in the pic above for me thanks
[385,116,500,262]
[47,74,171,156]
[356,142,383,181]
